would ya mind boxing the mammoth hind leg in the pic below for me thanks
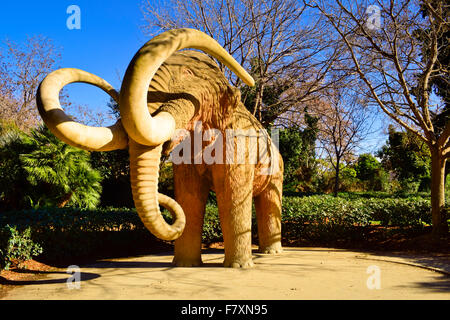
[213,164,255,268]
[254,179,283,254]
[172,164,210,267]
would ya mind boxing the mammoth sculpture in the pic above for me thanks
[36,29,283,268]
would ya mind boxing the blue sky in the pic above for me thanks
[0,1,152,124]
[0,1,389,154]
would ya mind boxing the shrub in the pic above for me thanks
[281,195,432,243]
[281,195,371,242]
[169,195,432,244]
[336,191,430,200]
[0,207,166,265]
[0,225,43,270]
[202,204,222,244]
[364,197,431,226]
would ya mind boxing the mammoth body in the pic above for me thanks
[150,51,284,267]
[37,29,283,268]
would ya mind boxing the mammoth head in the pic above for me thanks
[119,28,254,146]
[36,28,254,241]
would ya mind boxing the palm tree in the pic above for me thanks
[19,126,103,209]
[0,121,33,209]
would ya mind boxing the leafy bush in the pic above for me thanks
[336,191,431,199]
[170,195,432,244]
[377,126,432,193]
[162,203,223,244]
[281,195,372,242]
[0,207,166,265]
[280,195,433,245]
[202,204,222,244]
[0,225,43,270]
[278,122,319,193]
[364,197,431,226]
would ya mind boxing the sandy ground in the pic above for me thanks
[0,247,449,300]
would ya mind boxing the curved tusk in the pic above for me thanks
[37,68,128,151]
[119,28,255,147]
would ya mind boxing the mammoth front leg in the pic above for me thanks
[172,164,210,267]
[212,163,254,268]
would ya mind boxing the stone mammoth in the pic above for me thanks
[36,29,284,268]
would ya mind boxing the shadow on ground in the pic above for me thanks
[394,274,450,293]
[1,247,449,298]
[0,270,100,286]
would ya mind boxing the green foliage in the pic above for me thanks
[282,195,432,243]
[90,149,129,181]
[89,129,175,208]
[240,57,290,127]
[279,127,305,191]
[90,149,133,208]
[22,126,102,208]
[0,225,43,270]
[202,204,222,244]
[0,125,103,210]
[341,166,357,179]
[0,125,34,209]
[278,116,319,192]
[336,191,431,200]
[158,161,175,198]
[196,195,433,244]
[354,153,389,191]
[282,195,371,241]
[0,207,163,264]
[355,154,380,180]
[335,164,361,192]
[378,126,431,192]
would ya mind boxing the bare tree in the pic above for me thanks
[64,102,116,128]
[141,0,342,126]
[0,35,60,131]
[314,85,374,196]
[312,0,449,235]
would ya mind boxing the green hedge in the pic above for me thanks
[283,195,431,226]
[203,195,432,244]
[0,195,434,269]
[205,196,431,240]
[281,195,431,243]
[0,207,169,266]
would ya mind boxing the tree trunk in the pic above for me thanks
[58,192,73,208]
[334,158,340,197]
[430,149,448,236]
[253,83,264,122]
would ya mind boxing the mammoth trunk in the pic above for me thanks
[129,139,185,240]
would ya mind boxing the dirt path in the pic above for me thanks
[1,247,449,300]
